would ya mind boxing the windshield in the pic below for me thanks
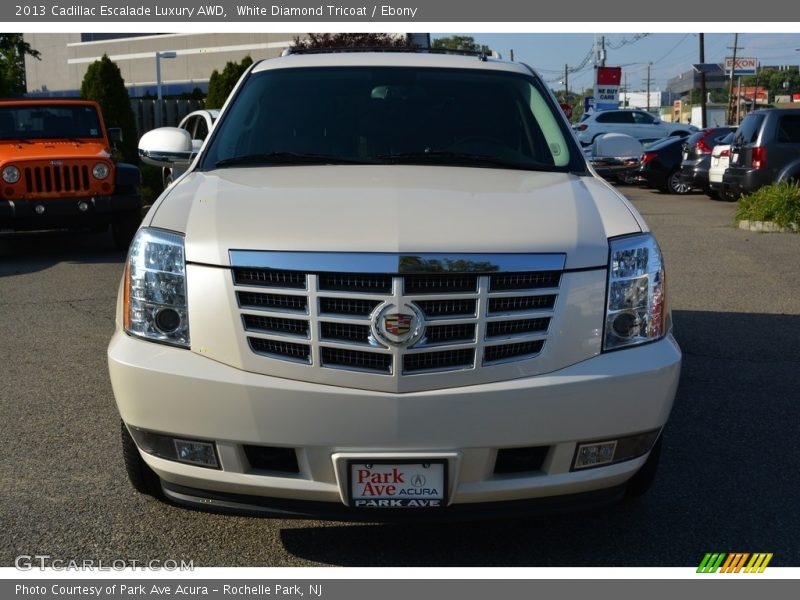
[200,66,578,172]
[0,104,103,141]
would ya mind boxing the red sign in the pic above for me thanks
[560,103,573,119]
[794,93,800,102]
[740,86,769,103]
[596,67,622,86]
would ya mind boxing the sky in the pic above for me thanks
[432,33,800,92]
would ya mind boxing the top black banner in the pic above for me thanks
[3,0,797,22]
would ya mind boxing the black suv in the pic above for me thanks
[723,108,800,197]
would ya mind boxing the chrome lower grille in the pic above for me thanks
[231,257,562,378]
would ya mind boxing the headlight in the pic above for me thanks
[604,233,666,351]
[123,228,189,348]
[2,166,20,183]
[92,162,110,180]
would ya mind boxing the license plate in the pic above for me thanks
[732,152,739,164]
[348,461,446,508]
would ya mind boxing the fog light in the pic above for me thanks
[126,425,220,469]
[35,204,45,215]
[572,430,661,471]
[174,440,218,467]
[574,441,617,469]
[77,201,89,212]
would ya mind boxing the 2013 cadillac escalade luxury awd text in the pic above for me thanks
[108,50,681,519]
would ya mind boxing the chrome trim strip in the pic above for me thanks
[229,251,566,274]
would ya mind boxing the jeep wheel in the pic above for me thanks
[112,210,142,250]
[625,435,663,498]
[667,171,692,194]
[121,420,162,497]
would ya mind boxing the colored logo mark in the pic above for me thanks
[697,553,773,573]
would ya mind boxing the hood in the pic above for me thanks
[149,165,643,270]
[0,140,110,162]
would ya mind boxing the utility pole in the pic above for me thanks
[727,33,743,125]
[597,35,606,67]
[510,48,514,62]
[624,71,628,107]
[700,33,707,129]
[564,63,569,98]
[643,63,653,112]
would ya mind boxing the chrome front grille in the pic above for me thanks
[230,254,563,380]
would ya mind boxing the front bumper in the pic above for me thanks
[0,192,141,231]
[109,331,681,512]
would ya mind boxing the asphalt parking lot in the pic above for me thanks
[1,186,799,567]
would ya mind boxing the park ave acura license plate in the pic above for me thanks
[348,461,447,508]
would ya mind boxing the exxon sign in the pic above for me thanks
[725,57,758,76]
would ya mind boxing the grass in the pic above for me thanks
[736,181,800,230]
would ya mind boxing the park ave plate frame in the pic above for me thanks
[347,459,448,509]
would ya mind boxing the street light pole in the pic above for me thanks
[155,51,177,128]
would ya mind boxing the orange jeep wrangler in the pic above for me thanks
[0,99,142,248]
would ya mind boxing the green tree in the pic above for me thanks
[80,54,138,162]
[431,35,492,55]
[291,33,411,50]
[0,33,41,96]
[205,56,253,109]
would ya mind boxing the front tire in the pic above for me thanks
[121,420,162,498]
[625,435,663,498]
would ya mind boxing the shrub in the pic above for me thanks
[736,181,800,230]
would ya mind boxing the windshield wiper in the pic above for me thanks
[215,152,374,168]
[376,151,557,172]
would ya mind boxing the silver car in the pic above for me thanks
[575,109,696,146]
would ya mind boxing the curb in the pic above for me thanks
[738,220,799,233]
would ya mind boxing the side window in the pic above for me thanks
[182,116,198,138]
[195,117,209,141]
[777,115,800,143]
[596,112,632,124]
[632,112,654,124]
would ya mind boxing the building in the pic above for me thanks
[666,64,728,97]
[23,33,302,98]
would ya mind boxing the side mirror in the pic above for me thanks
[108,127,123,144]
[652,119,661,125]
[138,127,193,168]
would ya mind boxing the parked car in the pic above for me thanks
[723,108,800,198]
[0,98,142,248]
[118,49,681,518]
[678,127,736,195]
[638,135,692,194]
[587,133,643,183]
[162,109,219,187]
[574,109,696,146]
[707,132,736,201]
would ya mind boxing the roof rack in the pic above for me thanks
[281,46,493,61]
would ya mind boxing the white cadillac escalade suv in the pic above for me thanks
[109,50,681,518]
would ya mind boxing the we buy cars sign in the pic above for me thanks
[594,66,622,111]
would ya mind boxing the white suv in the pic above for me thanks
[575,109,696,146]
[110,50,681,518]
